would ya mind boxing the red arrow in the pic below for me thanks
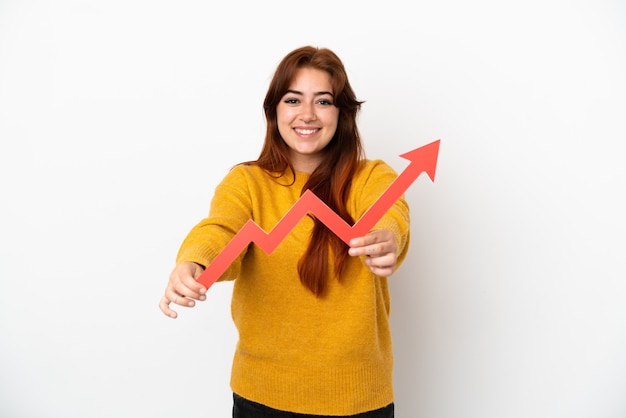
[196,139,440,288]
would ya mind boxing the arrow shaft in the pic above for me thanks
[196,140,440,289]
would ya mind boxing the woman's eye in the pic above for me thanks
[318,99,333,106]
[284,98,299,104]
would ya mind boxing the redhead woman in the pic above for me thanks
[159,46,409,418]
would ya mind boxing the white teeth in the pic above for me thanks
[295,128,317,135]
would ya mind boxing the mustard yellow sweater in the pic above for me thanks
[176,160,410,416]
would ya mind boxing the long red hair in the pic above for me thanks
[246,46,365,296]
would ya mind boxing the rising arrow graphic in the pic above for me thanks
[196,139,441,289]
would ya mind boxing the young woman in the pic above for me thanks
[159,46,410,418]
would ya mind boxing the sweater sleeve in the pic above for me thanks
[175,165,253,281]
[353,160,411,270]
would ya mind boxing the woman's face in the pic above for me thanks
[276,67,339,174]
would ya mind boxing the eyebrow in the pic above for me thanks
[285,89,334,97]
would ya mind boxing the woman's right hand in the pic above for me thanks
[159,262,207,319]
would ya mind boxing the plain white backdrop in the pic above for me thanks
[1,1,625,417]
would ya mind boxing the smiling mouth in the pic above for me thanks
[294,128,319,135]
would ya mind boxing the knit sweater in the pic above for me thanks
[176,160,410,416]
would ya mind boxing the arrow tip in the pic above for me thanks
[399,139,441,182]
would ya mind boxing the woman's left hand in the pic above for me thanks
[348,229,398,277]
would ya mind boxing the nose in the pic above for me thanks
[300,102,317,123]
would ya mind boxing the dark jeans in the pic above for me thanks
[232,393,394,418]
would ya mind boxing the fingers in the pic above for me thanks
[159,262,207,319]
[348,230,398,276]
[172,262,207,299]
[348,230,397,257]
[364,252,397,276]
[159,295,178,319]
[170,280,206,304]
[159,286,204,319]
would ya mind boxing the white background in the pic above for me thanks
[1,1,625,417]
